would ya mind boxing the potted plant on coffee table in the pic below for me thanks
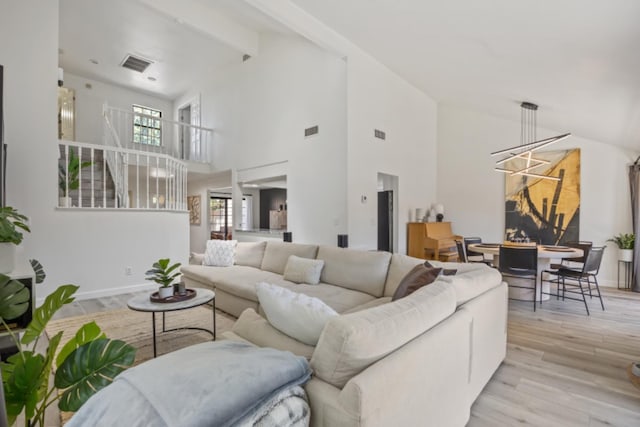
[607,233,635,262]
[145,258,182,299]
[0,206,30,273]
[58,147,92,207]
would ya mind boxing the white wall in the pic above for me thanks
[178,34,348,246]
[437,104,640,286]
[346,53,438,251]
[1,1,188,301]
[64,72,173,146]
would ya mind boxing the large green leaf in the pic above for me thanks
[0,206,30,244]
[56,321,105,368]
[2,351,47,421]
[0,274,31,321]
[56,339,136,412]
[37,331,63,404]
[29,259,46,284]
[21,285,78,345]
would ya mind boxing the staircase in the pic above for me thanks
[58,145,117,208]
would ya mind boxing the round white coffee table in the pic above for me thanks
[127,288,216,357]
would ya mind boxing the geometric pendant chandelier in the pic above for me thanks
[492,102,571,181]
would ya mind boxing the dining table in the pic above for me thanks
[467,243,584,302]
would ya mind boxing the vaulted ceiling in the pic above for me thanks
[59,0,640,150]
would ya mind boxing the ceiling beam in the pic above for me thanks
[138,0,259,56]
[244,0,355,58]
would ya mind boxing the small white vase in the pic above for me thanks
[59,196,72,208]
[158,286,173,299]
[0,243,16,274]
[619,249,633,263]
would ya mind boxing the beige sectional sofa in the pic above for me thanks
[182,241,508,427]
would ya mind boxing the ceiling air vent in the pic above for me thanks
[120,54,153,73]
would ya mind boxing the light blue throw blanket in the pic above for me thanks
[67,341,311,427]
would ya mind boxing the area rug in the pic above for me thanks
[45,306,236,424]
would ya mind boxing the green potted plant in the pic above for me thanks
[58,147,92,207]
[0,207,30,274]
[0,265,136,426]
[145,258,182,299]
[607,233,635,262]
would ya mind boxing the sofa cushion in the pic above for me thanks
[256,283,338,346]
[289,283,375,314]
[204,240,237,267]
[181,265,295,302]
[428,261,503,306]
[283,255,324,285]
[260,242,319,275]
[383,254,425,297]
[310,280,456,389]
[342,297,392,314]
[234,241,267,268]
[316,246,392,298]
[230,309,315,360]
[391,264,442,301]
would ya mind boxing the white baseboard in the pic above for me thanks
[35,283,157,305]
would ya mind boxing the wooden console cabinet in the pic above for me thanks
[407,222,461,261]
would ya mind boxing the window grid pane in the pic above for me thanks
[133,105,162,146]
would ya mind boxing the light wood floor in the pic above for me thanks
[52,288,640,426]
[469,287,640,426]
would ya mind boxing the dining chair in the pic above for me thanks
[541,246,605,315]
[455,240,468,263]
[498,245,538,311]
[464,237,493,266]
[549,241,592,271]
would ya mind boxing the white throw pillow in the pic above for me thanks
[203,240,237,267]
[283,255,325,285]
[256,282,338,346]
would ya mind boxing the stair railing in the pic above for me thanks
[102,103,214,163]
[58,140,187,211]
[102,108,129,207]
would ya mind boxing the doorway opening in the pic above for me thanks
[178,104,191,160]
[377,173,399,252]
[177,96,201,160]
[209,192,253,240]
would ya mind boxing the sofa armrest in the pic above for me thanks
[231,308,315,360]
[338,310,472,427]
[220,331,252,344]
[305,378,359,427]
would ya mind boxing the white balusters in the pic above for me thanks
[103,103,214,163]
[58,140,187,212]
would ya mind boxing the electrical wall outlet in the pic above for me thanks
[125,267,133,276]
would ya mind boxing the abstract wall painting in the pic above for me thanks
[187,195,201,225]
[505,149,580,245]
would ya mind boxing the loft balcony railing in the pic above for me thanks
[58,140,187,211]
[102,104,214,163]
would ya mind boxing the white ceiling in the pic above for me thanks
[58,0,289,100]
[290,0,640,149]
[59,0,640,150]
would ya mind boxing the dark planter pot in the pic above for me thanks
[173,282,187,296]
